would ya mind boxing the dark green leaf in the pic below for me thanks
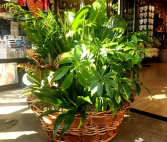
[125,53,133,61]
[105,81,113,98]
[60,110,76,137]
[112,102,118,115]
[121,83,131,97]
[120,77,133,86]
[100,65,107,76]
[78,111,86,128]
[105,78,118,89]
[37,110,59,119]
[62,72,74,90]
[136,83,141,96]
[102,97,107,111]
[53,113,66,138]
[140,83,152,98]
[53,66,70,81]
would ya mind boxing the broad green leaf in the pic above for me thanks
[60,110,76,137]
[116,43,125,49]
[90,80,99,90]
[125,46,134,50]
[87,76,99,83]
[77,72,87,86]
[96,97,101,112]
[109,15,127,31]
[121,83,131,97]
[72,5,90,30]
[105,78,118,89]
[88,0,107,30]
[125,52,133,61]
[126,42,135,47]
[132,54,140,65]
[37,110,59,119]
[53,66,70,81]
[79,111,86,128]
[97,82,103,96]
[76,96,92,106]
[80,68,91,79]
[62,72,74,90]
[120,77,133,86]
[114,90,121,104]
[105,81,113,98]
[74,46,81,61]
[53,113,66,138]
[102,97,107,111]
[92,70,100,77]
[132,35,137,45]
[57,58,73,65]
[100,65,107,75]
[80,61,92,66]
[104,71,117,78]
[27,74,41,86]
[106,98,114,110]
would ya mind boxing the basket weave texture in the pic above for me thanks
[27,94,130,142]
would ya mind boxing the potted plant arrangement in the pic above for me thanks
[4,0,152,141]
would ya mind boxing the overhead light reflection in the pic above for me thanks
[148,94,167,100]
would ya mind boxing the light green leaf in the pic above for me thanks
[126,42,135,47]
[80,61,92,66]
[120,77,133,86]
[104,71,117,78]
[57,58,73,65]
[92,70,100,77]
[106,98,114,110]
[87,76,99,83]
[100,65,107,75]
[80,68,91,79]
[74,46,81,61]
[132,54,140,65]
[77,72,87,86]
[90,80,99,90]
[132,35,137,45]
[115,90,121,104]
[72,5,90,30]
[96,97,101,112]
[53,66,70,81]
[97,82,103,96]
[62,72,74,90]
[26,74,41,86]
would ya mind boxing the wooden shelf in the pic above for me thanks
[0,0,29,11]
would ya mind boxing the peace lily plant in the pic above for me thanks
[4,0,152,139]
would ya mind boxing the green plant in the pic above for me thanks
[5,0,152,139]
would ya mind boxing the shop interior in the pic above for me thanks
[0,0,167,142]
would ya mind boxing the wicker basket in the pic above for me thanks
[27,94,130,142]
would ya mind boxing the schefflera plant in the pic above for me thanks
[9,0,152,139]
